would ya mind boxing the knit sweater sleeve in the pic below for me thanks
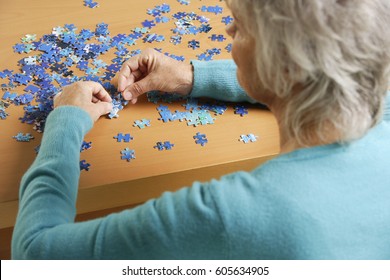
[384,91,390,122]
[190,59,258,104]
[11,106,227,259]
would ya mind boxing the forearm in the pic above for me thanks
[190,59,257,104]
[11,105,231,259]
[12,106,93,259]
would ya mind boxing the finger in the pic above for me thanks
[117,69,144,94]
[118,58,140,92]
[83,81,112,103]
[98,101,113,115]
[122,77,153,101]
[130,97,138,104]
[92,96,99,103]
[131,69,143,82]
[93,101,113,121]
[118,62,133,92]
[118,56,149,92]
[53,91,62,107]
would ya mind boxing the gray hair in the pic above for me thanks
[226,0,390,146]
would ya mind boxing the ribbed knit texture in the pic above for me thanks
[191,59,257,103]
[385,91,390,121]
[12,60,390,260]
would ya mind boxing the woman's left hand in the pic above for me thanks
[54,81,113,122]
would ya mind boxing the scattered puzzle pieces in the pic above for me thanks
[188,39,200,50]
[80,140,92,152]
[142,20,156,29]
[0,100,10,120]
[12,133,34,142]
[0,110,8,120]
[193,132,208,146]
[225,43,232,53]
[1,1,241,165]
[133,119,151,129]
[200,5,223,15]
[177,0,190,5]
[221,15,234,25]
[209,34,226,42]
[84,0,99,8]
[34,145,40,154]
[80,160,91,171]
[170,35,182,45]
[234,105,249,116]
[240,134,259,144]
[154,141,175,151]
[143,33,165,43]
[114,133,134,143]
[121,148,136,162]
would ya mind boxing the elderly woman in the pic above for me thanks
[12,0,390,259]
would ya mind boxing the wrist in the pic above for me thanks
[176,63,194,96]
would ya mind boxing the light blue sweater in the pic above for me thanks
[12,60,390,259]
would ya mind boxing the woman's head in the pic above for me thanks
[226,0,390,146]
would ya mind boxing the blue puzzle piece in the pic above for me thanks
[163,141,174,150]
[34,144,41,154]
[184,98,199,111]
[142,20,156,28]
[225,43,232,53]
[154,142,165,151]
[0,110,8,120]
[197,110,215,125]
[199,24,212,33]
[240,134,259,144]
[114,133,133,142]
[197,53,213,61]
[155,16,170,23]
[133,119,151,129]
[121,148,136,162]
[2,91,17,101]
[143,33,165,43]
[80,140,92,152]
[209,34,226,42]
[188,39,200,50]
[194,132,208,146]
[80,160,91,171]
[234,105,249,116]
[12,132,34,142]
[186,112,201,127]
[170,35,182,45]
[221,16,234,25]
[206,48,221,55]
[154,141,174,151]
[84,0,99,8]
[24,84,40,94]
[159,3,171,13]
[177,0,190,5]
[200,5,223,15]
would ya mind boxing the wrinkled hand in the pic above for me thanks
[54,81,113,122]
[117,48,193,104]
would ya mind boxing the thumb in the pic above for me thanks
[94,101,113,120]
[123,77,153,101]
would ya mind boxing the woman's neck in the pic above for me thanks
[269,105,341,154]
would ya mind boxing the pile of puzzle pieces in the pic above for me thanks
[0,2,233,128]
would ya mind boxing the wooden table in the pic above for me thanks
[0,0,280,258]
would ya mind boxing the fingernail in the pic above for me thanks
[124,91,132,100]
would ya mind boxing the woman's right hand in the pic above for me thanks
[117,48,194,104]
